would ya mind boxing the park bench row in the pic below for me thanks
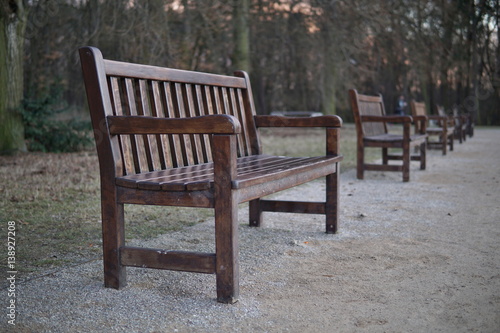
[80,47,472,303]
[349,89,474,183]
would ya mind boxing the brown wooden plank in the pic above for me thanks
[234,156,341,189]
[117,186,214,207]
[211,86,222,115]
[260,199,326,214]
[116,163,214,189]
[238,162,339,203]
[108,115,240,135]
[120,247,216,274]
[149,80,169,169]
[235,88,251,156]
[173,83,193,166]
[212,134,239,303]
[109,77,134,175]
[124,78,149,173]
[226,87,245,156]
[137,79,158,171]
[234,71,261,155]
[326,126,340,233]
[254,115,343,128]
[193,84,212,163]
[364,164,403,172]
[162,81,183,168]
[104,59,247,88]
[183,83,205,164]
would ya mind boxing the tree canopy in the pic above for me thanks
[1,0,499,153]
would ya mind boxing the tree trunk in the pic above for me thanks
[232,0,250,72]
[0,1,27,154]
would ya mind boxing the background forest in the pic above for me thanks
[1,0,499,153]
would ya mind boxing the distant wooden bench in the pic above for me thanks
[79,47,343,303]
[349,89,427,182]
[411,101,453,155]
[451,109,468,143]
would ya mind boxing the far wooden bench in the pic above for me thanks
[79,46,343,303]
[411,101,453,155]
[349,89,427,182]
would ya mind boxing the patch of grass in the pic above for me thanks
[0,123,379,279]
[0,151,212,280]
[259,123,379,171]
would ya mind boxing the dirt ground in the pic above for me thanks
[6,128,500,332]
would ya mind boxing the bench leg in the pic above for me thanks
[215,193,239,304]
[357,144,364,180]
[382,148,389,164]
[325,167,339,234]
[213,134,239,303]
[441,131,447,155]
[402,143,410,182]
[249,199,262,227]
[101,199,127,289]
[420,142,426,170]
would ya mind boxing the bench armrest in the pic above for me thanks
[107,114,241,135]
[254,115,342,128]
[412,115,428,134]
[430,115,455,127]
[360,115,413,123]
[412,115,428,122]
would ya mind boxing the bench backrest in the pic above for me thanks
[437,105,447,117]
[348,89,387,137]
[80,47,260,177]
[410,101,427,132]
[410,101,426,117]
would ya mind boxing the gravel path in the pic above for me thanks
[7,128,500,332]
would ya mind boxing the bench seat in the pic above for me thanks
[364,133,427,144]
[116,155,341,192]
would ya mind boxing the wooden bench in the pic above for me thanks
[452,109,468,143]
[349,89,427,182]
[411,101,453,155]
[79,46,343,303]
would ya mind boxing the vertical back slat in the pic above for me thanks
[194,84,212,163]
[109,77,135,175]
[173,83,194,166]
[234,71,261,155]
[183,84,204,164]
[212,86,222,115]
[226,88,245,156]
[149,81,169,169]
[137,79,159,171]
[235,88,251,156]
[162,82,183,168]
[123,78,148,173]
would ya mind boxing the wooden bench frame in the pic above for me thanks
[79,47,343,303]
[349,89,427,182]
[452,110,468,143]
[411,101,453,155]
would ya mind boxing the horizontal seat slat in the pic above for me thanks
[426,127,446,133]
[233,156,339,189]
[364,134,427,142]
[116,154,342,192]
